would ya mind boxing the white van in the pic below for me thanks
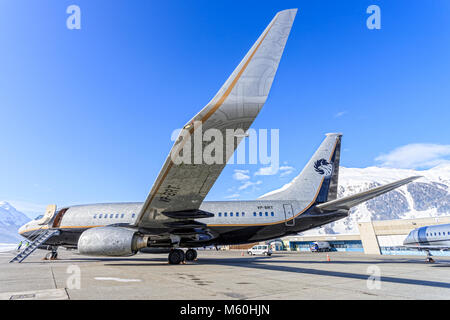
[310,241,332,252]
[247,245,272,256]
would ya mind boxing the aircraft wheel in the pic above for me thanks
[168,249,185,265]
[185,249,197,261]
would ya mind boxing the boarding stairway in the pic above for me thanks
[9,229,60,263]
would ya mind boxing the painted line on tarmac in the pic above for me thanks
[94,277,142,283]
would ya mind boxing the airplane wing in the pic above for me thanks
[135,9,297,228]
[316,176,422,211]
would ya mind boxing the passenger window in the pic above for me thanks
[242,212,245,217]
[218,212,222,217]
[105,214,108,219]
[121,213,124,218]
[110,214,114,218]
[224,212,227,217]
[253,212,256,216]
[259,212,262,217]
[93,215,97,219]
[132,213,136,218]
[99,214,102,218]
[236,212,239,217]
[115,214,119,218]
[271,212,274,216]
[230,212,233,217]
[265,212,268,216]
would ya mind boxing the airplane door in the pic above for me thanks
[283,204,295,226]
[52,208,69,228]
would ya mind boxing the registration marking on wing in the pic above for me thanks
[159,184,181,203]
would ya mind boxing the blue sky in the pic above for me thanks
[1,1,449,217]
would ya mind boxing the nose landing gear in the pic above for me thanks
[168,249,197,264]
[425,250,435,263]
[44,246,58,260]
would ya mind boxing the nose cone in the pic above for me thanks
[403,233,412,246]
[18,224,26,235]
[18,222,30,236]
[402,236,409,246]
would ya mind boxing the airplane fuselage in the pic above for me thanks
[19,200,348,249]
[403,223,450,250]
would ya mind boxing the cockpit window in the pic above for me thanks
[34,215,43,220]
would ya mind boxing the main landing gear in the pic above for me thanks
[168,249,198,265]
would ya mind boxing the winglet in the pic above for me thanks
[190,8,298,126]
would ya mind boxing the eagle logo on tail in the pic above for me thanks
[314,159,333,177]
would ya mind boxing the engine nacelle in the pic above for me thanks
[78,226,148,256]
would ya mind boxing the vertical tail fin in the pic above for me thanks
[260,133,342,202]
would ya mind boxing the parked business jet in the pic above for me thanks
[403,224,450,262]
[15,9,420,264]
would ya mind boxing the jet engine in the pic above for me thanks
[78,226,148,256]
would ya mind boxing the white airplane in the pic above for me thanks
[14,9,420,264]
[403,224,450,262]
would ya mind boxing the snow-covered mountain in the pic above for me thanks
[265,164,450,235]
[0,202,30,243]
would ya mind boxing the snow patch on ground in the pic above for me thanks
[0,243,17,252]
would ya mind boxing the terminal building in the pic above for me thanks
[280,215,450,256]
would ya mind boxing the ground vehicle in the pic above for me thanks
[248,245,272,256]
[310,242,332,252]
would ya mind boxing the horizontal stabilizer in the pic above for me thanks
[316,176,421,211]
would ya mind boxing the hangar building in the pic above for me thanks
[282,215,450,256]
